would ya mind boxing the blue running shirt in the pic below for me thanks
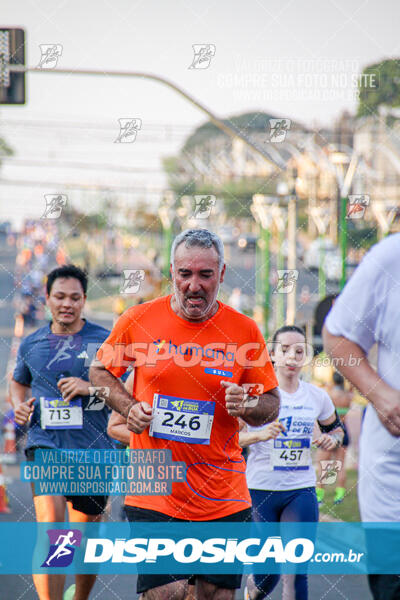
[13,320,115,450]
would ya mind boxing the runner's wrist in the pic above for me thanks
[11,397,24,409]
[123,400,138,419]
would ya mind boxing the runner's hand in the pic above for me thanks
[312,434,338,451]
[14,397,35,425]
[259,421,285,441]
[375,391,400,437]
[126,401,153,433]
[221,381,248,417]
[57,377,90,402]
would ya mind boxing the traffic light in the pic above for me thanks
[0,28,26,104]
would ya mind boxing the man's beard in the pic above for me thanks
[172,281,218,320]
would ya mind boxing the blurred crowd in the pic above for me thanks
[13,220,66,328]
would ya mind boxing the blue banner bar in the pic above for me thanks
[0,522,399,574]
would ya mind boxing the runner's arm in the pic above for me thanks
[107,371,135,445]
[313,411,344,450]
[107,410,130,445]
[10,378,35,425]
[222,381,280,426]
[323,326,400,436]
[239,420,285,447]
[89,364,135,418]
[10,378,28,408]
[242,387,281,427]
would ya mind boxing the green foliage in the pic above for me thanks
[346,225,378,249]
[0,136,13,157]
[167,178,277,219]
[183,111,280,150]
[357,59,400,117]
[319,469,360,522]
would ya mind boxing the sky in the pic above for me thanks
[1,0,399,226]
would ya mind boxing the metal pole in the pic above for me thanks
[339,195,347,290]
[8,65,283,172]
[276,228,285,328]
[162,224,173,287]
[337,151,358,290]
[262,227,271,336]
[255,238,262,307]
[318,236,326,298]
[286,195,297,325]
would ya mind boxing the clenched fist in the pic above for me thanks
[220,381,250,417]
[14,397,35,426]
[126,401,153,434]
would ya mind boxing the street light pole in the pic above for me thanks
[270,204,286,329]
[8,65,283,172]
[308,206,331,299]
[286,195,297,325]
[252,195,273,336]
[158,191,175,289]
[331,149,359,290]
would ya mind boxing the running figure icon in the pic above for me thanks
[45,531,77,566]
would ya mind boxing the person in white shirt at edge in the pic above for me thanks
[240,325,343,600]
[323,233,400,600]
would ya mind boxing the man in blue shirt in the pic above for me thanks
[11,264,113,600]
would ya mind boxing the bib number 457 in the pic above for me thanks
[280,449,303,462]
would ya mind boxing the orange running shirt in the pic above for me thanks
[98,295,278,520]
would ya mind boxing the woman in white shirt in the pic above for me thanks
[241,325,343,600]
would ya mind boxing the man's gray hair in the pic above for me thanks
[170,229,225,271]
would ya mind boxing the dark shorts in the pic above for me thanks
[124,505,252,594]
[25,446,108,516]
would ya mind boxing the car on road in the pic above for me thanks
[217,225,239,245]
[237,233,257,251]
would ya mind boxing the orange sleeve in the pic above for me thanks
[96,310,136,379]
[239,322,278,394]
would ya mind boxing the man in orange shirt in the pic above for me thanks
[90,228,280,600]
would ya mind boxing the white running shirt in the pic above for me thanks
[246,380,334,491]
[325,233,400,522]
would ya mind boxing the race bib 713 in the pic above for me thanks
[40,397,83,430]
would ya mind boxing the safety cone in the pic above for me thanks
[0,462,10,513]
[2,420,17,464]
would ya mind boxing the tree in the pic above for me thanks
[357,59,400,117]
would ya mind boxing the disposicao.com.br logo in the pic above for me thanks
[84,536,314,564]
